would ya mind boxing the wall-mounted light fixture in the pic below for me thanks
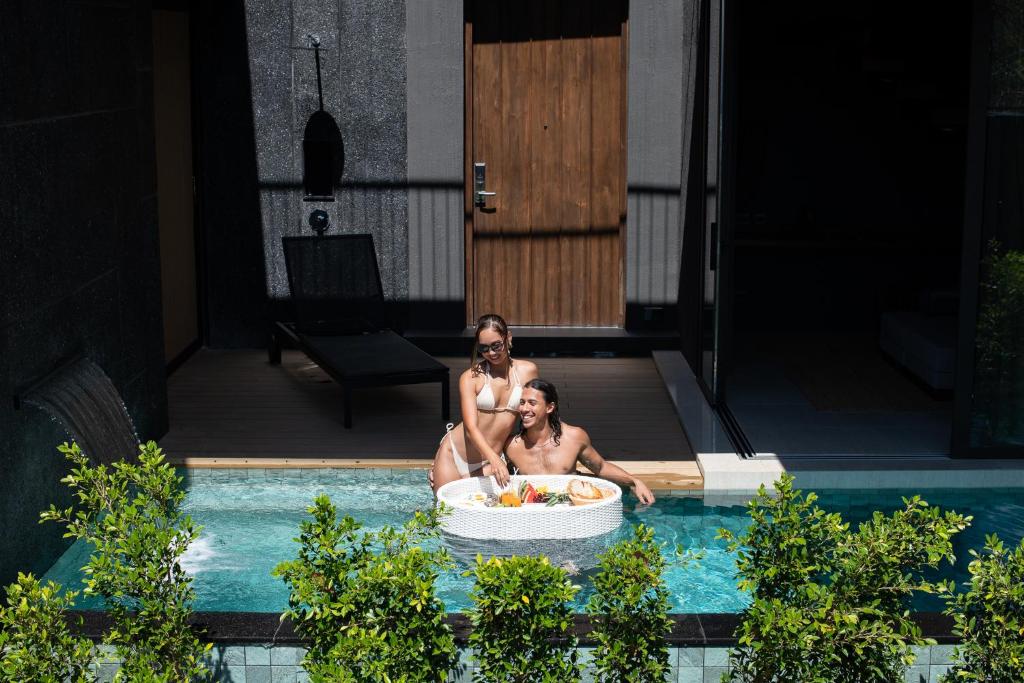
[303,33,344,201]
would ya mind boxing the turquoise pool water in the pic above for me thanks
[43,469,1024,613]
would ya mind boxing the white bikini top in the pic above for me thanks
[476,363,522,413]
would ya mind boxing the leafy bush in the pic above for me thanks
[273,495,457,682]
[467,555,580,683]
[719,474,970,683]
[0,573,95,682]
[940,534,1024,682]
[585,525,677,683]
[40,441,209,682]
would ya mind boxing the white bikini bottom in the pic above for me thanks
[441,423,487,477]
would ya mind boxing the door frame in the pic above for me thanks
[462,1,629,327]
[153,0,206,376]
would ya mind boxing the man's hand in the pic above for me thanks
[631,478,655,505]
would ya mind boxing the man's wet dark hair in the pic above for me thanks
[523,377,561,445]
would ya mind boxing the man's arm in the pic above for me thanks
[575,432,656,505]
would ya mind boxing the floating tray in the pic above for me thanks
[436,475,622,540]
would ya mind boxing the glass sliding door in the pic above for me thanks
[680,0,750,454]
[954,0,1024,456]
[686,0,734,406]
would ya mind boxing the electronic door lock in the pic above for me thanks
[474,162,497,207]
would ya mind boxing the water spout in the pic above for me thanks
[15,357,140,466]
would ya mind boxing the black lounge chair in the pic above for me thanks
[269,234,450,428]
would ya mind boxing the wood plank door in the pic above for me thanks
[465,0,628,326]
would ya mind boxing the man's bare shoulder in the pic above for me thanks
[504,432,525,452]
[558,423,589,446]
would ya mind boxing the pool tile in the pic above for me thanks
[244,468,268,482]
[677,666,703,683]
[910,645,930,665]
[270,666,297,682]
[316,467,340,480]
[220,665,247,683]
[929,664,951,683]
[678,646,704,667]
[186,467,210,480]
[270,646,305,666]
[906,665,929,683]
[245,645,272,666]
[703,667,728,682]
[208,645,246,667]
[704,647,730,667]
[94,644,119,663]
[95,662,119,683]
[930,644,956,665]
[245,667,272,683]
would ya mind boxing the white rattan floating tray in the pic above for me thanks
[436,475,622,540]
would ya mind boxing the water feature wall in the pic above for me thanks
[17,357,140,468]
[1,0,166,586]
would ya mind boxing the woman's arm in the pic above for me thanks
[459,368,510,486]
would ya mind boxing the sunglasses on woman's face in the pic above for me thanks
[477,340,506,355]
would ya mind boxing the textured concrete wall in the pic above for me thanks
[0,0,166,585]
[627,0,686,311]
[406,0,464,311]
[247,0,409,301]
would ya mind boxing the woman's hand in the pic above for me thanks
[489,457,510,488]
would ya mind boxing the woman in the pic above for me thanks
[430,314,538,492]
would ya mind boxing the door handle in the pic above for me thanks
[474,162,497,207]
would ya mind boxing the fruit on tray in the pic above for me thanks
[457,478,613,508]
[499,491,522,507]
[518,481,541,504]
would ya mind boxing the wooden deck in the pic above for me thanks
[161,350,701,491]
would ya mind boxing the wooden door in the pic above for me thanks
[465,1,628,326]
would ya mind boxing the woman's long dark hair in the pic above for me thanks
[521,378,561,445]
[470,313,510,369]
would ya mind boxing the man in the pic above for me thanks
[504,378,656,505]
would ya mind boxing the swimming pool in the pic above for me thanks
[42,468,1024,613]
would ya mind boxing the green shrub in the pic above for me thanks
[974,241,1024,445]
[719,474,970,683]
[40,441,210,682]
[467,555,580,683]
[940,534,1024,682]
[0,573,95,682]
[585,525,679,683]
[273,495,457,682]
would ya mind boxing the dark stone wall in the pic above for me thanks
[0,0,165,586]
